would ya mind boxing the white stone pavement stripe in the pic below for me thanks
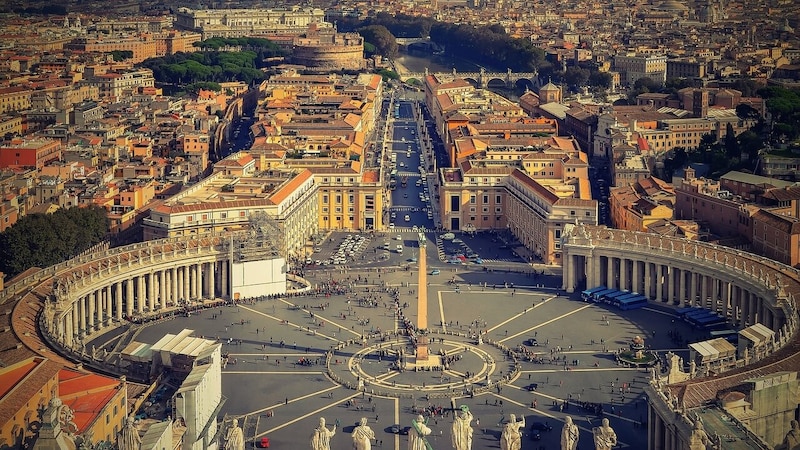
[224,371,325,374]
[243,385,340,419]
[227,353,326,357]
[239,304,346,343]
[277,299,360,338]
[499,304,593,344]
[486,296,555,333]
[257,391,362,437]
[493,392,631,447]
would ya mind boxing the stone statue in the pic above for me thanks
[311,417,336,450]
[689,419,714,450]
[451,405,474,450]
[224,419,245,450]
[409,415,431,450]
[783,419,800,450]
[592,418,617,450]
[118,415,141,450]
[499,413,525,450]
[561,416,579,450]
[352,417,375,450]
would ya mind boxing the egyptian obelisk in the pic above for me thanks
[416,232,429,360]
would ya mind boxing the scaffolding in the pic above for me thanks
[228,212,283,263]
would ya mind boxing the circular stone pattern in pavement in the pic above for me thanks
[329,332,519,398]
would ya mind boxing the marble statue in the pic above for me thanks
[451,405,474,450]
[783,419,800,450]
[409,415,431,450]
[592,418,617,450]
[499,413,525,450]
[311,417,336,450]
[118,415,141,450]
[689,418,713,450]
[224,419,245,450]
[352,417,375,450]
[561,416,579,450]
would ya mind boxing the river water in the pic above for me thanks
[394,51,521,101]
[394,52,482,74]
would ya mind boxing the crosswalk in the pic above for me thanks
[387,226,430,233]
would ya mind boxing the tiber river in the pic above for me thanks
[393,50,524,101]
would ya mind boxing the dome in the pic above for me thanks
[657,0,688,11]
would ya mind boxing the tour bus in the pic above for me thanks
[709,329,739,343]
[602,290,631,304]
[616,295,648,311]
[693,313,727,329]
[590,288,617,303]
[581,286,607,302]
[611,292,640,307]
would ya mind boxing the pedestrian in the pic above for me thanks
[285,398,288,405]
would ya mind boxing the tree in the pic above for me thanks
[0,206,108,278]
[724,123,738,158]
[357,25,398,58]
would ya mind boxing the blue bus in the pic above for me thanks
[675,307,700,317]
[581,286,607,302]
[602,290,630,304]
[617,295,648,311]
[684,309,714,322]
[692,313,726,328]
[591,289,617,303]
[709,329,738,343]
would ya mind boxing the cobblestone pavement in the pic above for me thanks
[127,258,700,450]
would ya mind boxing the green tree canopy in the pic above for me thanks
[0,205,108,278]
[358,25,398,58]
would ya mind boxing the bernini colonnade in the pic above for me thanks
[562,226,799,333]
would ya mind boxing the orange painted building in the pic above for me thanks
[0,138,62,170]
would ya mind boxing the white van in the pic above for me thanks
[395,244,403,254]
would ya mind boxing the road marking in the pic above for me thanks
[244,385,341,418]
[224,371,325,375]
[278,299,361,338]
[256,391,361,437]
[240,304,345,343]
[518,367,642,373]
[486,296,556,333]
[438,291,446,332]
[226,353,325,357]
[499,304,593,343]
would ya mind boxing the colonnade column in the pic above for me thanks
[147,273,155,311]
[196,264,202,298]
[159,270,167,310]
[632,260,641,294]
[721,281,730,319]
[64,311,73,347]
[655,265,664,302]
[137,276,145,313]
[115,281,123,322]
[690,272,698,307]
[208,262,216,299]
[126,279,134,318]
[87,291,96,333]
[78,296,86,339]
[644,262,652,299]
[667,266,675,304]
[184,265,191,300]
[701,276,709,309]
[678,269,687,306]
[171,268,179,306]
[221,261,228,298]
[605,256,613,289]
[619,258,628,292]
[72,303,80,346]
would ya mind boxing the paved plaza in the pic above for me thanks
[121,244,703,450]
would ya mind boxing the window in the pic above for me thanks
[496,195,501,204]
[187,215,193,222]
[323,195,328,204]
[483,195,489,203]
[348,195,354,203]
[555,229,561,239]
[336,195,342,204]
[470,195,476,204]
[570,210,575,216]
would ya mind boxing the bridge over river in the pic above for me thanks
[397,66,541,89]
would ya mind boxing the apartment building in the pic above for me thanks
[614,53,667,86]
[0,86,32,114]
[80,68,155,102]
[751,208,800,267]
[66,34,158,63]
[609,177,675,232]
[0,138,62,170]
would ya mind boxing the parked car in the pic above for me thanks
[524,383,538,391]
[430,269,440,275]
[524,338,539,346]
